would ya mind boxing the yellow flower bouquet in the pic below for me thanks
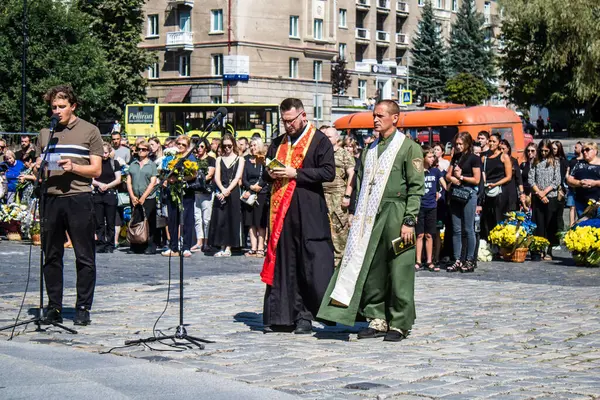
[488,224,528,249]
[563,223,600,267]
[166,156,199,209]
[529,236,550,253]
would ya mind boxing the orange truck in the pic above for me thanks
[334,105,533,161]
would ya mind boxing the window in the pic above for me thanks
[147,14,159,37]
[212,54,223,76]
[418,0,424,5]
[452,0,458,11]
[436,0,443,9]
[210,96,222,104]
[313,94,323,121]
[210,9,223,32]
[339,43,347,60]
[179,54,190,77]
[339,9,347,28]
[358,79,367,100]
[179,9,191,32]
[148,62,159,79]
[289,16,299,38]
[314,19,323,40]
[289,58,299,78]
[313,61,323,81]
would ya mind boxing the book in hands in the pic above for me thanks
[266,157,287,170]
[391,236,416,256]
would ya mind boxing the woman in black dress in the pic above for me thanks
[499,139,525,212]
[208,133,244,257]
[552,140,569,234]
[241,137,269,257]
[481,133,513,241]
[92,143,122,253]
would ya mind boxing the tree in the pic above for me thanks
[445,73,489,106]
[0,0,114,132]
[447,0,495,94]
[76,0,156,121]
[331,57,353,101]
[499,0,600,118]
[410,0,448,103]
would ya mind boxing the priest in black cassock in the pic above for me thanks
[260,98,335,334]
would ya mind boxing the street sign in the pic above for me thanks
[223,55,250,81]
[401,90,412,105]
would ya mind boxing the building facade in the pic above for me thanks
[139,0,500,124]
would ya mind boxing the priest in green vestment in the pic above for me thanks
[317,100,424,342]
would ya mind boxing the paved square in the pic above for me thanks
[0,243,598,399]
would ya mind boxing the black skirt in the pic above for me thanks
[242,192,269,228]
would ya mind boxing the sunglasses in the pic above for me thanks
[176,142,187,147]
[223,144,233,149]
[527,149,536,153]
[541,149,550,153]
[138,148,149,152]
[583,148,594,153]
[199,145,206,149]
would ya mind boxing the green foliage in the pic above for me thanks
[499,0,600,117]
[0,0,114,132]
[448,0,495,94]
[76,0,156,120]
[410,0,448,103]
[331,57,352,96]
[568,116,600,138]
[444,73,489,106]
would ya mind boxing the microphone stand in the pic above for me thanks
[124,114,225,349]
[1,122,78,335]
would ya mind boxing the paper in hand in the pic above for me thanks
[46,153,62,171]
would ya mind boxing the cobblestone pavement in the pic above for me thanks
[0,242,599,399]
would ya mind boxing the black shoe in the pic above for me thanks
[106,247,114,254]
[42,307,63,324]
[144,247,156,255]
[73,307,91,326]
[96,247,106,253]
[357,327,387,339]
[293,319,312,334]
[383,330,408,342]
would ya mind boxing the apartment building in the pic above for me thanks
[139,0,500,123]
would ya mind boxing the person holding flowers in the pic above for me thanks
[191,138,216,253]
[208,133,244,257]
[567,142,600,219]
[3,150,25,204]
[162,135,198,258]
[528,139,561,260]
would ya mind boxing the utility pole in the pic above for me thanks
[21,0,28,133]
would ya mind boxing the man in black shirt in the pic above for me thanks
[15,135,36,161]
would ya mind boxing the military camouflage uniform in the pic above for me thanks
[323,147,355,264]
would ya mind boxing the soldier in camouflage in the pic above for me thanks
[322,127,355,264]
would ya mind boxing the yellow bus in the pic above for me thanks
[124,103,281,143]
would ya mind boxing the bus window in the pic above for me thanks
[492,128,514,150]
[235,111,249,131]
[248,111,263,130]
[185,111,205,130]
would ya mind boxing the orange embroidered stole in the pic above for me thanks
[260,125,317,285]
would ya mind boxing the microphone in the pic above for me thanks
[49,114,60,132]
[205,107,228,129]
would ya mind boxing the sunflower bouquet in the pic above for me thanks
[164,154,199,209]
[488,212,536,261]
[563,218,600,267]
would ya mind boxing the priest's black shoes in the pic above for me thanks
[383,330,408,342]
[293,319,312,334]
[357,327,387,339]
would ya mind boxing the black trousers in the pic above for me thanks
[130,198,158,253]
[42,193,96,310]
[167,194,195,252]
[481,194,506,241]
[93,191,117,251]
[533,196,559,248]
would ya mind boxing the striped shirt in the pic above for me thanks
[36,118,103,196]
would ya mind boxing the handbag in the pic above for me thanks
[557,186,565,202]
[483,156,502,198]
[240,191,258,206]
[127,205,149,244]
[117,192,130,207]
[451,185,472,203]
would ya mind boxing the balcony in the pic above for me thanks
[396,1,409,15]
[355,28,370,41]
[166,31,194,51]
[167,0,194,7]
[356,0,370,10]
[396,33,409,47]
[377,0,391,12]
[484,13,501,26]
[376,30,390,44]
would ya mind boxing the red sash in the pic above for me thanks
[261,125,317,285]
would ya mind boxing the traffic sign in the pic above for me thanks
[401,90,412,105]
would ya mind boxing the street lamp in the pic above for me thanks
[21,0,28,133]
